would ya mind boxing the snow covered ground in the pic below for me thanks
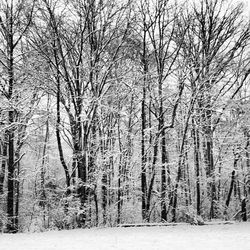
[1,222,250,250]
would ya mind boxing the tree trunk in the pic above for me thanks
[171,101,193,222]
[141,82,148,220]
[0,133,8,195]
[160,111,168,221]
[76,143,87,227]
[117,116,123,224]
[160,133,168,221]
[192,117,201,215]
[6,12,16,231]
[146,135,158,222]
[244,130,250,196]
[102,170,108,225]
[7,111,15,233]
[40,96,50,208]
[13,160,20,231]
[241,198,247,222]
[88,118,97,226]
[53,44,70,190]
[141,22,148,221]
[226,170,235,208]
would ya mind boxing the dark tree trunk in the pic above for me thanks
[184,143,192,207]
[56,94,70,189]
[157,64,168,221]
[226,170,235,208]
[117,116,123,224]
[0,133,8,195]
[192,118,201,215]
[244,130,250,196]
[88,118,97,226]
[13,161,20,231]
[202,123,216,219]
[40,97,50,208]
[7,111,15,233]
[171,98,193,222]
[102,171,108,224]
[94,185,98,226]
[6,15,16,231]
[70,113,87,227]
[53,45,70,190]
[141,86,147,220]
[77,145,87,227]
[146,136,158,222]
[124,94,134,199]
[217,155,222,202]
[141,22,148,221]
[117,170,122,224]
[160,115,168,221]
[241,198,247,221]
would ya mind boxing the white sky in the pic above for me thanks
[236,0,250,16]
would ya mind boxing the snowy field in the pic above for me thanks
[1,222,250,250]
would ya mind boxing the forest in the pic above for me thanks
[0,0,250,233]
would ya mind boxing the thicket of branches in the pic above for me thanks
[1,0,250,233]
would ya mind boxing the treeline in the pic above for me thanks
[0,0,250,233]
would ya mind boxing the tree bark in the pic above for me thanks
[0,133,8,195]
[192,117,201,215]
[6,6,16,231]
[53,41,71,189]
[226,170,235,208]
[141,20,148,221]
[241,198,247,222]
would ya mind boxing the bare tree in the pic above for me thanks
[0,0,35,232]
[179,0,250,219]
